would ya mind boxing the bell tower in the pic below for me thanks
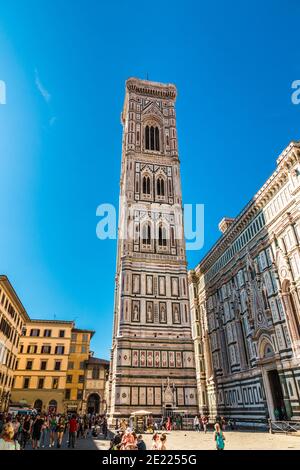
[108,78,197,421]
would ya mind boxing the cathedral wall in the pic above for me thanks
[189,142,300,425]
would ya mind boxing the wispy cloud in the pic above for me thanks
[34,68,57,127]
[35,68,51,103]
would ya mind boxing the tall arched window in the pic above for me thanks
[145,125,160,151]
[142,224,151,245]
[145,125,150,150]
[142,176,151,195]
[156,177,165,196]
[158,226,167,246]
[155,127,160,151]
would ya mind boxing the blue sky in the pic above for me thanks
[0,0,299,359]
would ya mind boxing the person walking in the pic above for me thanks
[56,416,66,448]
[31,414,44,449]
[0,422,20,450]
[102,417,108,440]
[49,414,57,448]
[20,415,31,449]
[202,416,208,433]
[166,417,172,431]
[214,423,225,450]
[39,415,49,448]
[68,414,78,449]
[194,415,200,432]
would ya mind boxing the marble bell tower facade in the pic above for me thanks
[107,78,197,420]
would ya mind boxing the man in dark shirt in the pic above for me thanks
[137,434,146,450]
[32,415,44,449]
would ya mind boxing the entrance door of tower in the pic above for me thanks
[267,370,286,420]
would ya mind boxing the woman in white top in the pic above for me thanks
[0,422,20,450]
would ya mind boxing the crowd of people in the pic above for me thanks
[0,411,108,450]
[109,427,167,451]
[0,410,230,451]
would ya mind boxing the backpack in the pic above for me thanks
[216,432,225,450]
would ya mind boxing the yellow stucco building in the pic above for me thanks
[0,275,30,411]
[64,328,94,413]
[11,319,74,413]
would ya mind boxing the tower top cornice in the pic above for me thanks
[126,77,177,100]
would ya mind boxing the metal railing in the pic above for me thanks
[268,419,300,434]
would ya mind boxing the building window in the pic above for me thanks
[92,367,100,380]
[77,390,83,400]
[142,176,151,195]
[78,375,84,383]
[158,226,167,246]
[41,345,51,354]
[66,375,72,383]
[27,345,37,354]
[26,360,33,370]
[55,345,65,355]
[52,378,59,389]
[81,345,87,353]
[59,330,65,338]
[142,224,151,245]
[38,378,44,389]
[145,125,160,151]
[65,389,71,400]
[68,361,74,370]
[71,333,77,342]
[40,361,47,371]
[156,177,165,196]
[79,362,85,369]
[30,329,40,337]
[44,329,52,337]
[23,377,30,389]
[70,345,76,353]
[20,345,24,354]
[82,334,88,343]
[54,361,61,371]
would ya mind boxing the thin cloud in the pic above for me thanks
[35,68,51,103]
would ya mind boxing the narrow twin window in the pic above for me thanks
[145,125,160,151]
[142,176,151,194]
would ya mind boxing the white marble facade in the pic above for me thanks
[189,141,300,425]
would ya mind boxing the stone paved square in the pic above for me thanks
[96,430,300,451]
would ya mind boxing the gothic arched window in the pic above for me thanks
[145,125,160,151]
[156,177,165,196]
[155,127,160,151]
[145,125,150,150]
[158,226,167,246]
[142,176,151,195]
[142,224,151,245]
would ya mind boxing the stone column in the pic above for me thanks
[203,333,213,379]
